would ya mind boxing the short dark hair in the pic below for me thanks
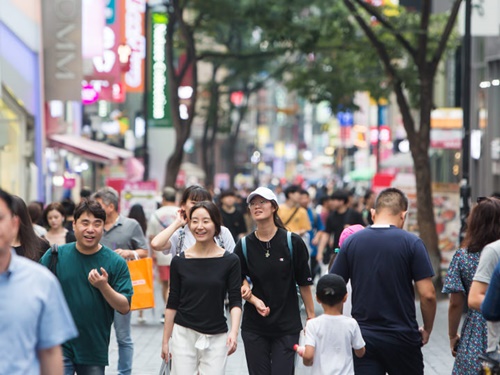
[284,185,301,199]
[363,189,374,203]
[74,199,106,223]
[162,187,177,203]
[180,185,212,206]
[61,199,76,218]
[330,190,349,204]
[219,189,237,201]
[189,201,222,237]
[80,188,92,199]
[43,202,66,227]
[299,189,309,196]
[374,188,408,215]
[316,274,347,306]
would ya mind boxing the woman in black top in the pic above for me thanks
[43,202,76,246]
[11,195,49,261]
[235,187,315,375]
[161,201,242,375]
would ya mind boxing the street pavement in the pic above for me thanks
[107,284,454,374]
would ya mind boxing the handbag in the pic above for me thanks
[127,257,155,310]
[159,360,171,375]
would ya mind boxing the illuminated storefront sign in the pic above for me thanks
[148,11,172,127]
[125,0,146,92]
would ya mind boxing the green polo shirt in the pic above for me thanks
[40,243,133,366]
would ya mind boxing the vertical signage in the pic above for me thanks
[148,11,172,127]
[125,0,146,92]
[106,0,116,24]
[42,0,83,101]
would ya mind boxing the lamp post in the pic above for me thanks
[459,0,472,243]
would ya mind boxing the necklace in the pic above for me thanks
[255,230,273,258]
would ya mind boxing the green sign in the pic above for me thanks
[148,11,172,127]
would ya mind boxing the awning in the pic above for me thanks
[48,134,133,165]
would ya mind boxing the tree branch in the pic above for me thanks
[418,0,431,68]
[343,0,399,81]
[430,0,461,72]
[393,80,416,140]
[352,0,417,61]
[197,49,283,61]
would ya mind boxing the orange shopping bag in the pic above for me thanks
[127,257,155,310]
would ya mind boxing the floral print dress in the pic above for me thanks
[443,248,488,375]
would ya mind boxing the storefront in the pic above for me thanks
[0,87,34,198]
[0,9,43,201]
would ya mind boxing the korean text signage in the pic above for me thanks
[125,0,146,92]
[42,0,83,101]
[148,11,172,127]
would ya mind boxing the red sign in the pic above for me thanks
[124,0,146,92]
[89,0,124,84]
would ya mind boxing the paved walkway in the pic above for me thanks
[106,286,454,374]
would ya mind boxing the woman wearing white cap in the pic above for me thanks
[234,187,315,375]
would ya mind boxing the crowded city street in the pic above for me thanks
[3,0,500,374]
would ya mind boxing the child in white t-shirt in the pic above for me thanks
[299,274,365,375]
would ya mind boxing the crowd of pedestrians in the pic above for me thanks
[5,182,500,374]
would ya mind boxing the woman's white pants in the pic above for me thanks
[170,324,228,375]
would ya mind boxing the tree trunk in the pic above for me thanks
[415,75,442,287]
[396,76,442,288]
[163,2,198,188]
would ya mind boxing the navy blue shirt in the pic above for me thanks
[330,225,434,346]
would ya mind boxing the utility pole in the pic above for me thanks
[459,0,472,244]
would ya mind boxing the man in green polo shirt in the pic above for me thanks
[40,199,133,375]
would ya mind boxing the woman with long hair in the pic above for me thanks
[11,195,49,261]
[234,187,315,375]
[151,185,235,255]
[43,202,76,246]
[128,203,149,323]
[128,204,147,235]
[161,201,241,374]
[443,196,500,374]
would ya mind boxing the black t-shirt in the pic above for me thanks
[221,208,247,242]
[234,228,313,337]
[331,226,434,345]
[325,208,364,249]
[167,251,242,335]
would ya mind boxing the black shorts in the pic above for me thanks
[354,334,424,375]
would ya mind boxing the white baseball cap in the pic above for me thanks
[246,187,278,204]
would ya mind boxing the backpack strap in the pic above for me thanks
[287,231,293,260]
[48,243,59,277]
[242,231,291,264]
[241,236,247,263]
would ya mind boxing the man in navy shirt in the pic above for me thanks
[331,188,436,375]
